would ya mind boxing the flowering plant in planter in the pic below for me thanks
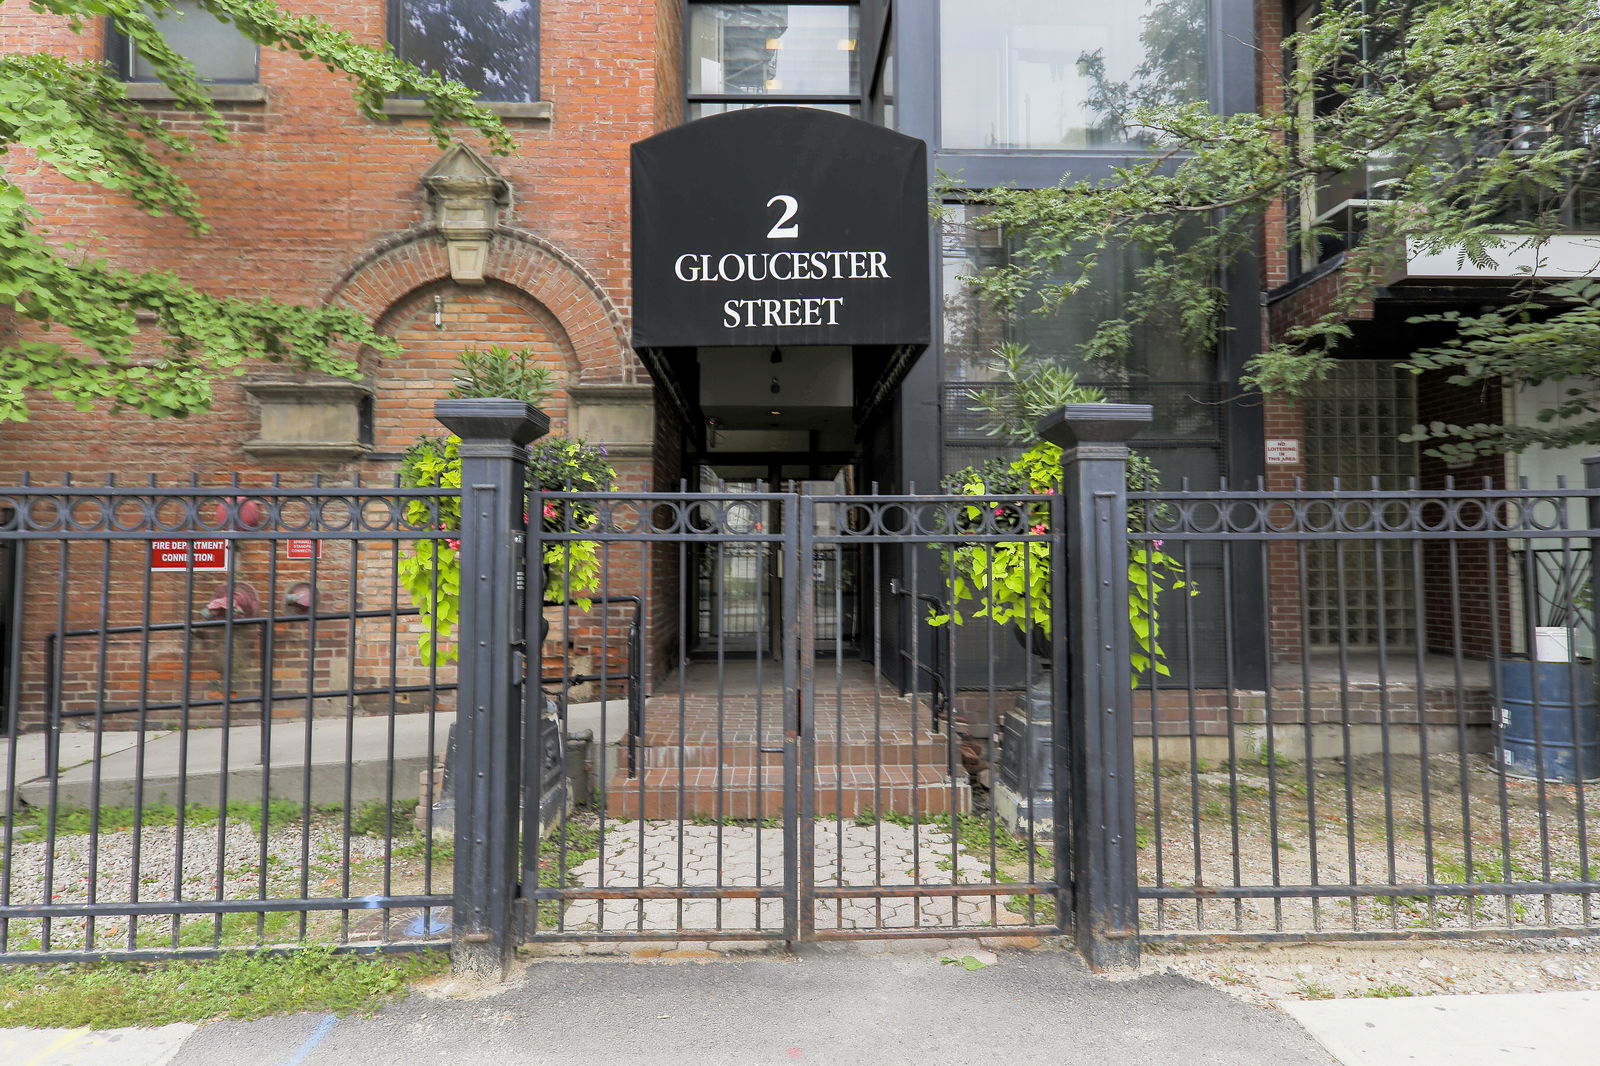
[929,440,1191,680]
[396,433,616,664]
[927,343,1193,680]
[393,346,616,664]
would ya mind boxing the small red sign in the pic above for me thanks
[149,539,230,572]
[285,538,323,560]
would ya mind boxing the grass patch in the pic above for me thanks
[5,799,425,847]
[5,800,311,844]
[0,946,446,1029]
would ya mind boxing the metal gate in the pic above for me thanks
[519,489,1064,945]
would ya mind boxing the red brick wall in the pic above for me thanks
[0,2,675,730]
[1256,0,1290,293]
[0,0,666,481]
[1262,395,1308,661]
[1416,369,1511,656]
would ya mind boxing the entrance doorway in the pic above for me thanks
[691,466,861,659]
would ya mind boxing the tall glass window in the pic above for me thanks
[940,0,1210,150]
[940,202,1225,684]
[687,3,860,120]
[941,204,1211,385]
[393,0,539,102]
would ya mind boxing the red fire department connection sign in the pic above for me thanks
[149,539,231,572]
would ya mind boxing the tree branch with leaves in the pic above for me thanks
[938,0,1600,457]
[0,0,511,423]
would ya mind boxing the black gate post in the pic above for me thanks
[435,398,549,978]
[1039,402,1151,972]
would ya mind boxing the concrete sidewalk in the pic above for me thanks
[1285,989,1599,1065]
[1,950,1595,1065]
[3,713,457,809]
[2,700,629,811]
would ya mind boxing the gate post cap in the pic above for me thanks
[1037,403,1153,448]
[435,398,550,447]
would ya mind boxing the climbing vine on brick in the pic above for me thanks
[0,1,510,423]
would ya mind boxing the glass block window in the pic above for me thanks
[392,0,539,103]
[1303,360,1420,647]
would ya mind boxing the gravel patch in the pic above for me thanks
[1146,936,1600,1008]
[1138,751,1600,936]
[1,819,443,953]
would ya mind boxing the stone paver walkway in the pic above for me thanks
[560,820,1036,934]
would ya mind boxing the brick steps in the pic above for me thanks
[633,734,955,768]
[604,763,971,819]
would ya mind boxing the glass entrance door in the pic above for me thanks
[691,468,861,659]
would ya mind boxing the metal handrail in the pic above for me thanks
[535,595,644,776]
[887,579,954,732]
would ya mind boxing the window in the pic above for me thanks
[940,200,1226,685]
[940,203,1211,385]
[391,0,539,103]
[110,1,257,83]
[940,0,1210,150]
[1288,2,1600,276]
[687,3,861,121]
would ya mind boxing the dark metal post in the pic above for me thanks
[1585,457,1600,756]
[1039,402,1152,972]
[436,398,549,978]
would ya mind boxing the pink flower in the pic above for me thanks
[446,538,461,551]
[1031,524,1047,534]
[1042,487,1055,494]
[544,502,558,519]
[1152,539,1164,550]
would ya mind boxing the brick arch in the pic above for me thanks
[367,280,582,453]
[326,226,635,384]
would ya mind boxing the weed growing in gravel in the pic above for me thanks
[1294,978,1335,1000]
[0,946,446,1028]
[1357,982,1415,998]
[534,822,606,928]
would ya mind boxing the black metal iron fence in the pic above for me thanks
[521,487,1064,946]
[1130,472,1600,942]
[9,399,1599,973]
[0,479,458,961]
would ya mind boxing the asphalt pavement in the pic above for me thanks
[169,949,1337,1066]
[5,948,1595,1065]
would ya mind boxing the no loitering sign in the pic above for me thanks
[149,539,230,572]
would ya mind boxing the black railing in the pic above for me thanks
[1129,473,1600,943]
[535,594,643,776]
[887,579,953,732]
[8,413,1600,974]
[0,480,458,962]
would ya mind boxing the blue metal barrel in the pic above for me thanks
[1495,658,1600,783]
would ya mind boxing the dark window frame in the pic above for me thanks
[387,0,541,104]
[683,0,867,120]
[103,3,260,84]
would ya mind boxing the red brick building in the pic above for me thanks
[0,1,681,496]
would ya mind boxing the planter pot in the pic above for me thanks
[997,623,1057,834]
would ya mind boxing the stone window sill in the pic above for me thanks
[122,82,268,104]
[380,98,552,121]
